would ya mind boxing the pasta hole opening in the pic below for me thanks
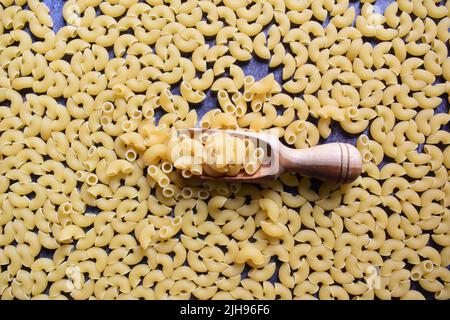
[161,162,173,173]
[224,104,235,113]
[181,169,192,178]
[172,216,182,225]
[100,116,111,126]
[198,190,209,199]
[162,187,174,198]
[101,102,114,113]
[245,163,258,175]
[235,106,245,117]
[132,110,142,119]
[181,188,193,198]
[411,272,421,281]
[181,81,192,90]
[175,193,183,201]
[86,174,98,186]
[159,226,169,238]
[75,171,84,180]
[243,91,253,101]
[88,146,97,157]
[195,90,205,98]
[83,161,95,172]
[296,121,306,132]
[347,107,359,118]
[113,85,125,95]
[231,92,241,103]
[62,202,73,214]
[359,135,369,145]
[200,120,211,129]
[244,76,254,84]
[147,165,157,176]
[121,121,133,132]
[143,108,154,119]
[285,134,296,144]
[362,151,373,163]
[164,89,172,98]
[252,101,263,112]
[423,261,433,272]
[159,177,170,188]
[125,149,137,162]
[316,254,325,261]
[218,90,228,100]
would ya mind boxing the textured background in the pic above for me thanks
[38,0,448,299]
[42,0,447,149]
[42,0,388,145]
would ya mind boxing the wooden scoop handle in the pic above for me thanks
[280,143,362,184]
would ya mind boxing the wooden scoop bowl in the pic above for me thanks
[185,128,362,184]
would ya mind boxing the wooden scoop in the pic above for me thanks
[185,128,362,184]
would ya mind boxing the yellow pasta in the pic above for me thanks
[0,0,448,302]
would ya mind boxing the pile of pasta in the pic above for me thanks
[169,129,266,177]
[0,0,449,300]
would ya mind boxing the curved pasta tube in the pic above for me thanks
[180,81,206,103]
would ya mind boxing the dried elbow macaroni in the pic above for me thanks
[0,0,449,300]
[170,130,265,177]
